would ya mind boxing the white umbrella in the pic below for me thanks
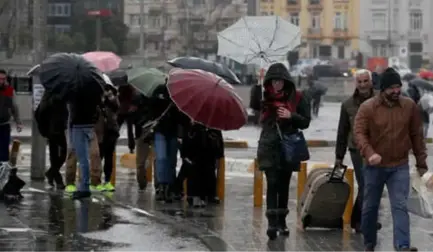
[217,16,301,66]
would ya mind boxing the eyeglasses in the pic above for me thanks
[357,79,369,84]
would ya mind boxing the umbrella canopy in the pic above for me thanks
[82,51,122,72]
[409,78,433,92]
[126,67,166,97]
[217,16,301,66]
[107,69,128,87]
[39,53,105,99]
[167,56,241,85]
[402,73,417,82]
[167,68,247,130]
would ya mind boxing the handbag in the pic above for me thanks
[408,169,433,219]
[277,123,310,164]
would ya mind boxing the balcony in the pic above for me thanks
[407,30,422,39]
[332,28,350,39]
[307,0,323,11]
[286,0,301,11]
[305,27,322,39]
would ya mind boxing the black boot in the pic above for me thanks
[277,209,290,236]
[155,184,165,201]
[265,210,278,240]
[54,172,65,190]
[164,184,173,203]
[45,170,54,187]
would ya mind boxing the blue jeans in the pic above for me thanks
[70,126,94,192]
[154,132,178,184]
[362,163,410,249]
[0,124,10,162]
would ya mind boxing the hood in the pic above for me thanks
[263,63,295,91]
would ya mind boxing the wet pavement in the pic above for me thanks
[8,163,433,251]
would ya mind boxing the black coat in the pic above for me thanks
[35,92,68,138]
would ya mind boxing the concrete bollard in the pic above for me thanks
[343,168,354,227]
[146,147,154,183]
[216,157,225,201]
[253,158,263,207]
[110,151,116,186]
[296,162,308,208]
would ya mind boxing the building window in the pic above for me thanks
[334,12,347,30]
[289,13,299,26]
[409,11,422,31]
[311,13,320,28]
[372,43,388,57]
[53,25,71,34]
[338,46,345,59]
[129,14,141,26]
[48,3,71,17]
[372,13,386,30]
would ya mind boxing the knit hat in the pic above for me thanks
[380,67,402,91]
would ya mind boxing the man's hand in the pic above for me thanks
[16,124,22,133]
[277,107,291,119]
[368,153,382,165]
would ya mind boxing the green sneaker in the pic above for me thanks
[104,182,115,192]
[90,184,105,192]
[65,185,77,193]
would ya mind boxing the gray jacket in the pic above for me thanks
[0,85,21,125]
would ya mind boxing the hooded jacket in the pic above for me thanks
[0,85,21,125]
[256,63,311,171]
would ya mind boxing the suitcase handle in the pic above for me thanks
[329,163,348,182]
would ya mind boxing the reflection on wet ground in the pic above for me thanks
[5,169,433,251]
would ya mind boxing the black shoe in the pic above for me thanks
[208,197,220,204]
[397,247,418,251]
[164,185,173,203]
[45,170,54,187]
[266,210,278,240]
[138,180,148,191]
[364,247,374,251]
[277,209,290,236]
[72,191,91,200]
[266,228,278,240]
[54,172,65,190]
[155,185,165,201]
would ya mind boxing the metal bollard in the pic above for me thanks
[146,147,154,183]
[253,158,263,207]
[216,157,225,200]
[296,162,308,209]
[110,151,116,186]
[343,168,354,227]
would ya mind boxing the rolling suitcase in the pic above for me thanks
[298,164,350,229]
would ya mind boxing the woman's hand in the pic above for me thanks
[277,107,291,118]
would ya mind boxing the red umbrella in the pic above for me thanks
[167,68,248,130]
[82,51,121,72]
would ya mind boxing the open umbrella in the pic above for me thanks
[409,79,433,92]
[82,51,122,72]
[167,57,241,85]
[39,53,105,99]
[217,16,301,66]
[126,67,166,97]
[167,68,247,130]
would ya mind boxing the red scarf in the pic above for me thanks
[260,85,300,121]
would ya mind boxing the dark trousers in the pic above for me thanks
[47,133,67,175]
[350,149,364,227]
[0,124,11,162]
[186,161,217,199]
[117,114,135,152]
[312,96,321,116]
[99,137,117,183]
[264,168,293,212]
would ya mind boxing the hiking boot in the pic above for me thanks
[65,185,77,193]
[277,209,290,236]
[138,180,147,191]
[265,210,278,240]
[104,182,115,192]
[72,191,91,200]
[155,185,165,201]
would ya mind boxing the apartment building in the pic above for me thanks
[359,0,433,69]
[124,0,247,60]
[258,0,361,59]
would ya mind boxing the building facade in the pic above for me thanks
[258,0,360,60]
[124,0,247,61]
[359,0,433,70]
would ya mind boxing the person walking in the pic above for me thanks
[256,63,311,240]
[354,67,427,251]
[68,83,103,200]
[0,69,21,162]
[334,69,381,232]
[36,92,68,189]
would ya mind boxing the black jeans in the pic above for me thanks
[264,168,293,212]
[312,96,321,117]
[99,137,117,183]
[350,149,364,227]
[186,161,217,198]
[47,133,67,175]
[117,114,135,152]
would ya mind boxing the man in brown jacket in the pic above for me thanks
[335,69,380,232]
[354,67,427,252]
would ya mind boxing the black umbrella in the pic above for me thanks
[39,53,105,99]
[107,69,128,87]
[167,56,241,85]
[409,79,433,92]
